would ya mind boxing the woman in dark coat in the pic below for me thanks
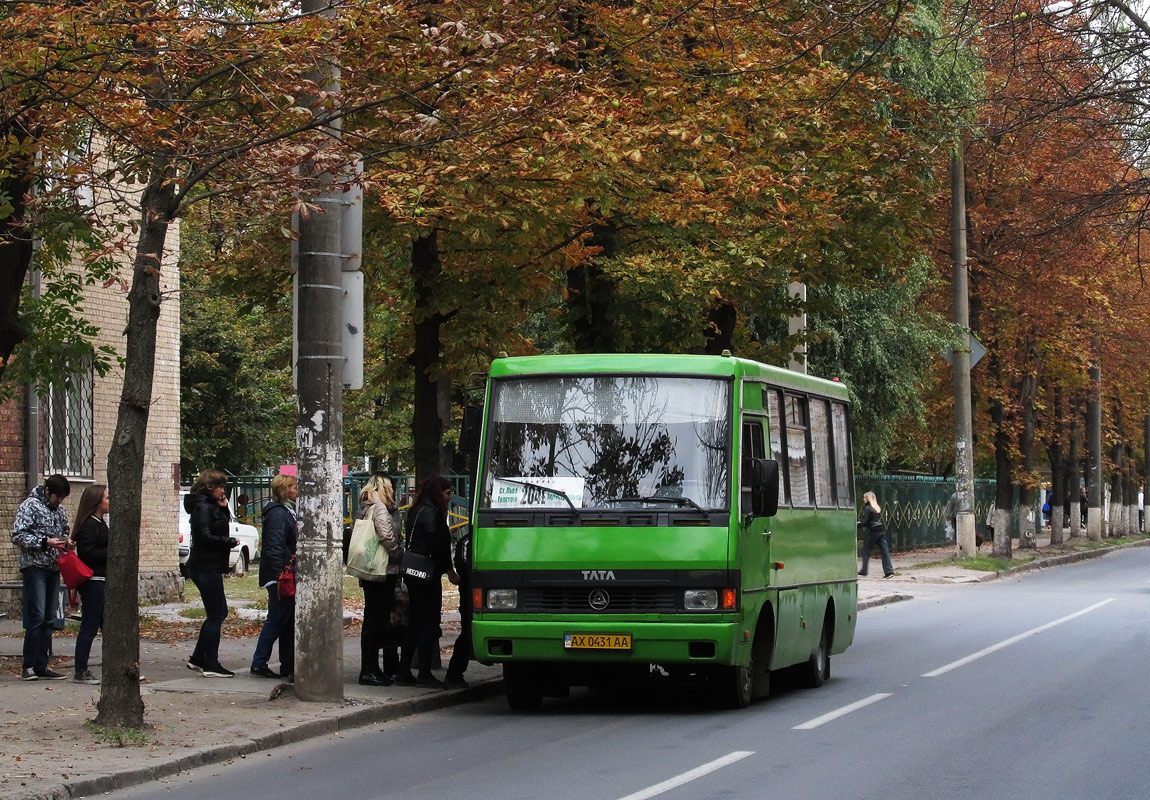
[857,490,894,578]
[185,469,238,677]
[71,484,108,684]
[395,475,459,688]
[250,473,298,680]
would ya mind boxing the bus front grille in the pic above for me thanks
[519,587,679,613]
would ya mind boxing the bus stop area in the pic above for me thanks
[1,536,1145,800]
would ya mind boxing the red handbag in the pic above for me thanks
[57,547,94,590]
[277,556,296,599]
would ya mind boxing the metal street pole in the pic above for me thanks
[951,147,978,558]
[294,0,345,701]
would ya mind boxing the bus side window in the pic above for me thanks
[810,398,834,507]
[741,417,767,512]
[766,388,787,508]
[785,394,813,507]
[831,401,854,507]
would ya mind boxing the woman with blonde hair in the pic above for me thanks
[356,472,403,686]
[858,491,894,578]
[250,473,297,680]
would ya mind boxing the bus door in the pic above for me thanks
[741,414,773,620]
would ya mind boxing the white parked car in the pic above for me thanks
[178,491,260,576]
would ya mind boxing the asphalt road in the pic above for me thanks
[113,547,1150,800]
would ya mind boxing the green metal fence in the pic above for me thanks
[222,470,1011,553]
[223,472,473,533]
[857,474,1018,551]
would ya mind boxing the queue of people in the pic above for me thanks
[9,471,472,689]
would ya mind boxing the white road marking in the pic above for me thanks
[923,598,1116,678]
[615,751,755,800]
[792,693,893,730]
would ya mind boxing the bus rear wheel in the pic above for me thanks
[803,623,830,689]
[503,663,544,711]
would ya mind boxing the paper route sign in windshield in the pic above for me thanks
[493,477,586,508]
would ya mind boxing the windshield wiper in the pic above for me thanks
[496,478,577,510]
[607,496,707,513]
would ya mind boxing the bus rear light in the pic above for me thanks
[721,589,737,610]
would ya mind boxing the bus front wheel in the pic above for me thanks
[713,661,753,709]
[503,663,543,711]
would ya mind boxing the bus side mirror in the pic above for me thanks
[744,458,778,517]
[459,405,482,455]
[758,459,779,517]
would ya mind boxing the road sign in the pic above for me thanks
[942,335,986,368]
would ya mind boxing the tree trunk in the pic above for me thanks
[989,398,1012,557]
[1048,425,1065,545]
[566,223,618,353]
[0,124,36,385]
[411,231,444,479]
[1066,404,1082,538]
[702,300,736,355]
[96,169,177,729]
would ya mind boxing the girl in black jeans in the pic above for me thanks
[72,484,109,684]
[395,476,459,688]
[185,469,239,677]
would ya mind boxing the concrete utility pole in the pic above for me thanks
[787,281,807,374]
[950,149,978,558]
[294,0,345,702]
[1087,338,1103,541]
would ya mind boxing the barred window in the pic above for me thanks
[42,358,94,479]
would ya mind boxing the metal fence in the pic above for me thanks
[223,470,1016,553]
[224,472,473,533]
[857,474,1021,551]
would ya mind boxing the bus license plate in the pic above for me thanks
[564,633,632,650]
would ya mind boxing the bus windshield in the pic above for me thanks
[482,375,731,510]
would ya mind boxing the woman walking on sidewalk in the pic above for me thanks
[858,491,895,578]
[71,484,108,685]
[185,469,239,677]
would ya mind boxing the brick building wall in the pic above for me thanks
[0,220,183,613]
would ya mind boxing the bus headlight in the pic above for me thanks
[487,589,518,610]
[683,589,718,610]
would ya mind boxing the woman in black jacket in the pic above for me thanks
[858,491,894,578]
[185,469,238,677]
[71,484,108,685]
[395,475,459,688]
[250,473,298,680]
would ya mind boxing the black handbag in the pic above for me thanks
[400,550,436,582]
[400,507,436,582]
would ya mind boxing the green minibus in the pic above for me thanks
[465,352,857,709]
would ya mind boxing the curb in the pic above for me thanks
[858,593,915,611]
[993,537,1150,579]
[49,677,504,800]
[856,539,1150,614]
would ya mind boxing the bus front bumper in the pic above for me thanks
[473,618,743,665]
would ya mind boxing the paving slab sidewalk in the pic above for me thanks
[2,534,1145,800]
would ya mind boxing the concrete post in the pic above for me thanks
[294,0,345,702]
[1087,350,1103,542]
[951,150,977,558]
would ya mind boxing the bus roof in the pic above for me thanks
[489,353,851,400]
